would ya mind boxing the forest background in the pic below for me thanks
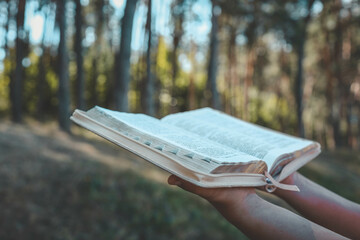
[0,0,359,239]
[1,0,359,148]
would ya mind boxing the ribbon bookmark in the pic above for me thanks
[264,171,300,192]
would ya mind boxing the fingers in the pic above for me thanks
[167,174,182,186]
[167,174,207,197]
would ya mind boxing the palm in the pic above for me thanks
[167,175,254,204]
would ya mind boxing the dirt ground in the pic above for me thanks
[0,120,359,240]
[0,121,246,240]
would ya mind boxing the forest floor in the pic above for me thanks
[0,120,359,240]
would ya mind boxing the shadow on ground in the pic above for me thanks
[0,121,359,240]
[0,121,246,240]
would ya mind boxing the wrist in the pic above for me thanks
[210,188,260,226]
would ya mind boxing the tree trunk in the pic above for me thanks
[114,0,138,111]
[36,46,47,120]
[11,0,26,123]
[144,0,155,116]
[170,2,184,112]
[5,0,13,116]
[89,58,98,105]
[74,0,85,110]
[243,46,255,120]
[89,0,105,107]
[4,0,11,58]
[207,2,221,110]
[57,0,71,132]
[294,0,315,138]
[322,33,335,148]
[188,41,197,110]
[332,0,344,147]
[225,23,237,115]
[36,6,50,120]
[295,37,305,137]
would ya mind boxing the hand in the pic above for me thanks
[167,174,255,205]
[278,172,296,185]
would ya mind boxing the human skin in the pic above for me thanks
[167,173,355,240]
[274,172,360,240]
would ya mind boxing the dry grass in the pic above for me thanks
[0,121,245,240]
[0,120,359,240]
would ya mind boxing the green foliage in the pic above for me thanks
[0,59,11,115]
[0,0,359,147]
[156,36,172,88]
[23,52,40,114]
[248,88,297,134]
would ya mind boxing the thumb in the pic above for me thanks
[167,174,183,186]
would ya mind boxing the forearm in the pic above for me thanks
[275,172,360,239]
[210,191,346,240]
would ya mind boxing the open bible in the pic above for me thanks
[70,107,321,192]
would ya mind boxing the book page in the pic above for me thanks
[161,108,315,169]
[95,107,257,164]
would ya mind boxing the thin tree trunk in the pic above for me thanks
[207,2,221,110]
[225,23,235,114]
[89,0,105,107]
[188,41,197,110]
[170,4,184,112]
[343,30,353,148]
[89,58,98,105]
[74,0,85,110]
[36,6,50,120]
[11,0,26,123]
[229,25,238,116]
[4,0,11,58]
[295,37,306,137]
[332,0,344,147]
[243,46,255,120]
[114,0,138,111]
[36,46,47,119]
[36,45,46,121]
[294,0,314,138]
[5,0,13,115]
[144,0,155,116]
[322,28,335,149]
[58,0,71,132]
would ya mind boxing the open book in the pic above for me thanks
[70,107,321,192]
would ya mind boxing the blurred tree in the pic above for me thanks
[207,0,221,110]
[170,0,185,112]
[223,19,238,115]
[57,0,71,132]
[74,0,85,110]
[318,0,359,148]
[293,0,315,138]
[144,0,155,116]
[242,1,260,121]
[36,4,50,120]
[114,0,139,112]
[0,0,358,149]
[11,0,26,123]
[154,36,172,115]
[188,40,197,110]
[88,0,105,107]
[4,0,11,58]
[1,0,14,116]
[271,0,315,137]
